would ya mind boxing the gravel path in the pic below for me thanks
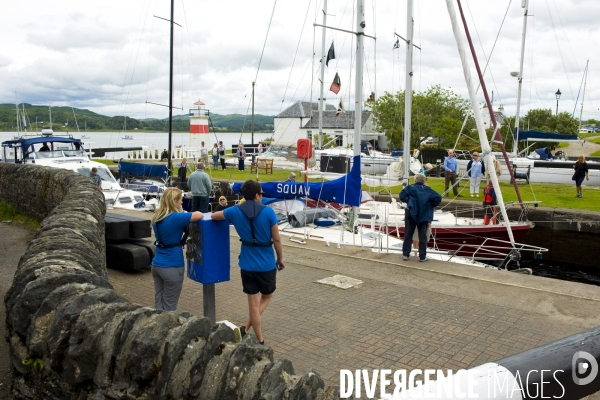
[560,134,600,157]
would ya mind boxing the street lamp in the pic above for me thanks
[555,89,561,115]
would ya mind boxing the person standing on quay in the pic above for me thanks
[211,180,285,345]
[151,188,203,311]
[444,149,460,197]
[218,141,227,170]
[237,145,247,171]
[211,143,219,169]
[467,152,485,197]
[187,162,212,212]
[200,141,209,167]
[400,173,442,262]
[177,158,192,189]
[573,154,589,198]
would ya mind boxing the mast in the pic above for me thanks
[352,0,365,224]
[318,0,328,149]
[15,93,20,134]
[512,0,529,155]
[578,60,589,131]
[446,0,517,244]
[252,81,255,145]
[402,0,415,186]
[167,0,174,172]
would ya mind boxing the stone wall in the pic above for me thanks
[0,164,344,399]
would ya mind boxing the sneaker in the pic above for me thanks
[402,256,409,261]
[240,325,247,338]
[419,257,429,262]
[470,194,474,197]
[476,194,479,197]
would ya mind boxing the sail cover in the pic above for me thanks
[514,128,578,141]
[232,155,362,206]
[119,162,169,180]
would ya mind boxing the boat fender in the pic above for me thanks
[134,201,145,209]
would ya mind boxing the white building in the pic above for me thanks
[274,100,387,149]
[481,104,506,130]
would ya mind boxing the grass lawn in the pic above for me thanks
[205,168,598,211]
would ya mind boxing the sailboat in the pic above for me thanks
[227,0,508,269]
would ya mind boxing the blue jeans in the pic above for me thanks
[212,155,218,168]
[402,210,429,260]
[238,158,245,171]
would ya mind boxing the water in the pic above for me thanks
[0,131,274,160]
[509,259,600,286]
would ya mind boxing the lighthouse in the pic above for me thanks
[189,100,210,148]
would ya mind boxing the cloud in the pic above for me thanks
[2,0,600,123]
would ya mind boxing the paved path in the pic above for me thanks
[3,217,600,398]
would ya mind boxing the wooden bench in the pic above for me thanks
[251,158,274,174]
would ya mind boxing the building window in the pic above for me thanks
[307,130,312,140]
[335,135,343,147]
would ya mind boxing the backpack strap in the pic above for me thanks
[237,200,273,247]
[153,216,186,248]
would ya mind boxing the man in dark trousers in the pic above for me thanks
[187,162,212,212]
[176,158,192,190]
[211,180,285,345]
[400,173,442,262]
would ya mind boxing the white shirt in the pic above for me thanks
[200,145,208,156]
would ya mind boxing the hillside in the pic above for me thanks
[0,104,274,133]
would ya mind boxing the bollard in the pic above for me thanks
[435,159,441,178]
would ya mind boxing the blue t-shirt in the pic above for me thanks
[151,212,192,268]
[223,205,278,272]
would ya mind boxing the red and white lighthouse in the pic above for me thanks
[189,100,210,148]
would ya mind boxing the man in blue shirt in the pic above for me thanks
[211,180,285,345]
[443,149,460,197]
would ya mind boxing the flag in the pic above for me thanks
[329,72,341,94]
[393,39,400,50]
[335,98,345,121]
[21,114,27,128]
[326,42,335,66]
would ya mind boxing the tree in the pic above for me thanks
[368,85,473,150]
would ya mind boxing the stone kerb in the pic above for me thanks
[0,164,344,399]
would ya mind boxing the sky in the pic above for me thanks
[2,0,600,124]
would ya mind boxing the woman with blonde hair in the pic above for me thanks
[573,154,589,198]
[151,187,203,311]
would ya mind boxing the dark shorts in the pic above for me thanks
[575,176,585,186]
[241,268,277,295]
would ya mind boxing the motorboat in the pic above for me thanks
[0,135,157,211]
[122,134,134,140]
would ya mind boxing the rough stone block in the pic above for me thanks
[289,370,326,400]
[45,288,128,369]
[64,302,139,386]
[260,358,297,400]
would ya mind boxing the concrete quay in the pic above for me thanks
[110,209,600,396]
[2,210,600,398]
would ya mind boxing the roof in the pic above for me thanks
[275,101,336,118]
[194,100,205,106]
[301,110,371,129]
